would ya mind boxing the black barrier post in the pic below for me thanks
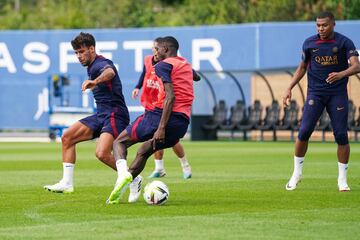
[254,71,275,101]
[224,71,246,105]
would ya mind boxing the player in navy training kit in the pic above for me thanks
[44,32,130,194]
[283,12,360,191]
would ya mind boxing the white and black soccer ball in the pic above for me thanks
[143,180,169,205]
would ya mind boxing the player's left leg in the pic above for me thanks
[172,142,192,179]
[327,94,350,191]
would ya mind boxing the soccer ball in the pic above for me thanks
[143,180,169,205]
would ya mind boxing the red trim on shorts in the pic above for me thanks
[131,115,144,140]
[110,112,118,137]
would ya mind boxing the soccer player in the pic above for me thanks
[107,36,194,204]
[44,32,142,200]
[283,12,360,191]
[132,39,200,179]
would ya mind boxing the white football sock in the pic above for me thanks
[179,156,189,168]
[338,162,348,181]
[116,159,128,177]
[293,156,304,176]
[154,159,164,171]
[62,162,74,186]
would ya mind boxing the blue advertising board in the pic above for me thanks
[0,21,359,129]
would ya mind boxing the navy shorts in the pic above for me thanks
[80,109,129,139]
[126,110,189,149]
[298,93,348,144]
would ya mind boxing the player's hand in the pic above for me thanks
[152,128,165,150]
[82,80,96,91]
[326,72,343,84]
[132,88,140,99]
[282,88,292,107]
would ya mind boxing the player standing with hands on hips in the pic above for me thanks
[283,12,360,191]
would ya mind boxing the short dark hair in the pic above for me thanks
[317,11,335,21]
[162,36,179,51]
[154,37,163,43]
[71,32,96,49]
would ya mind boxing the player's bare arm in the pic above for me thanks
[152,82,174,148]
[81,67,115,91]
[326,55,360,84]
[282,61,307,107]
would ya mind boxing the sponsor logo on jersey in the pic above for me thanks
[315,55,338,65]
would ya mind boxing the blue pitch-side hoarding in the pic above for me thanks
[0,21,359,129]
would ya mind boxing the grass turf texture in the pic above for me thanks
[0,141,360,239]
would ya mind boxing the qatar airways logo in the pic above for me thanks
[315,55,338,66]
[0,38,223,74]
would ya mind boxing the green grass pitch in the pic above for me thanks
[0,141,360,239]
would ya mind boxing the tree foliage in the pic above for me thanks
[0,0,359,29]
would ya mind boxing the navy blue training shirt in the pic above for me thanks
[302,32,359,95]
[87,55,128,113]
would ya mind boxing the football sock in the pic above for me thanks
[154,159,164,171]
[338,162,348,181]
[293,156,304,176]
[62,162,74,186]
[179,155,189,168]
[116,159,128,177]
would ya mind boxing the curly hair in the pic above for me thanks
[71,32,96,49]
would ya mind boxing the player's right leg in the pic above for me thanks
[286,95,324,191]
[172,142,192,179]
[107,140,155,204]
[111,119,145,203]
[44,121,93,193]
[148,149,167,178]
[285,139,307,190]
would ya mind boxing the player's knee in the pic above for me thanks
[334,132,348,145]
[298,129,312,141]
[95,150,110,161]
[61,133,72,148]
